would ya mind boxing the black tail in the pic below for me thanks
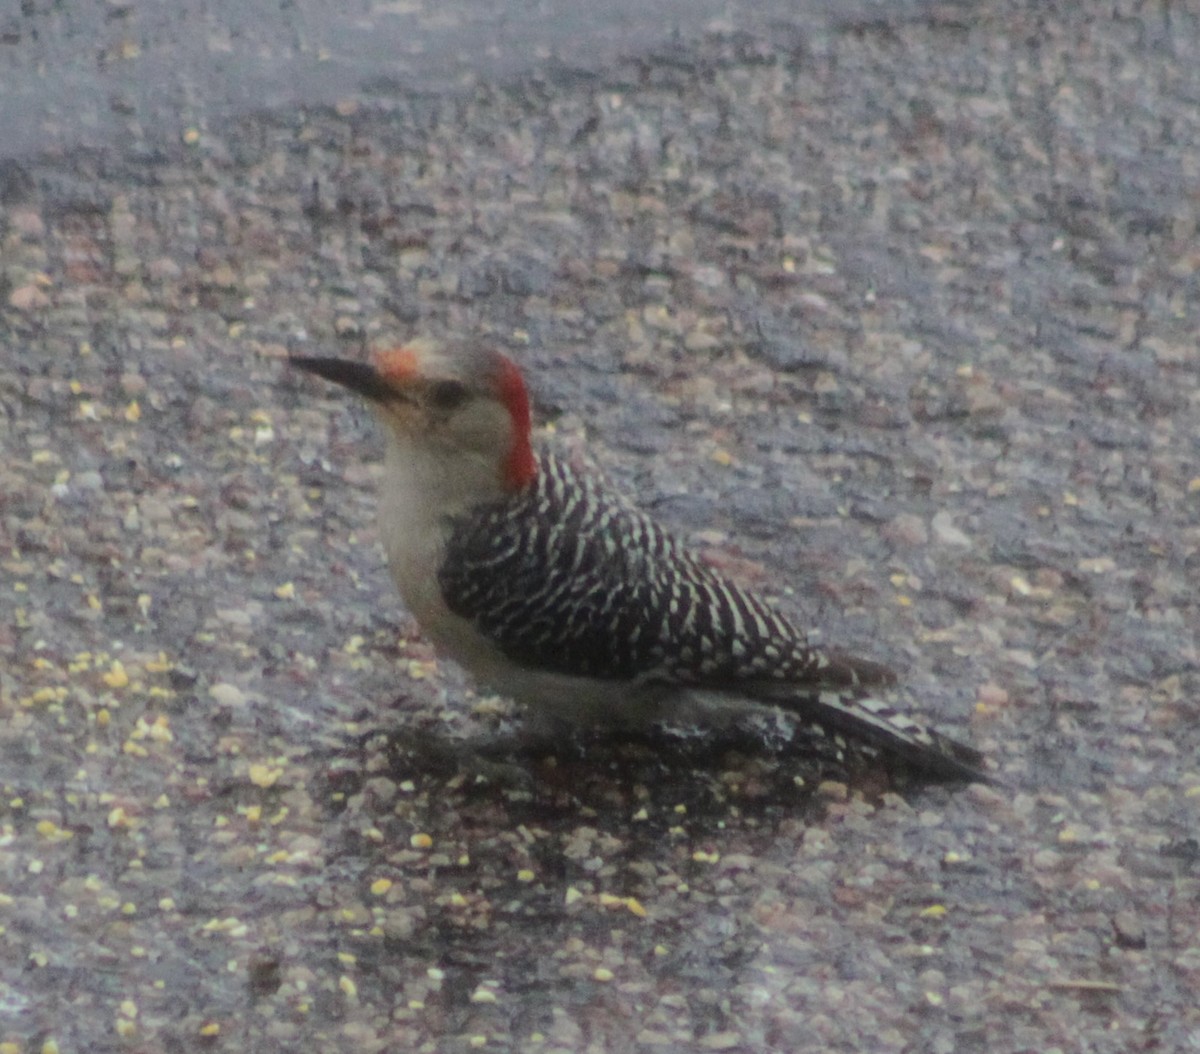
[778,687,994,784]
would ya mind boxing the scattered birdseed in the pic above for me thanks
[102,662,129,689]
[248,763,284,788]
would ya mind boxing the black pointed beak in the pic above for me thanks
[290,356,396,402]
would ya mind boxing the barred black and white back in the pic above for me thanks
[438,445,987,782]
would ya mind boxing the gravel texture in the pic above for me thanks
[2,2,1199,1051]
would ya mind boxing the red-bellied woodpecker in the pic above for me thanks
[292,341,988,782]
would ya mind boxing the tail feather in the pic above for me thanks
[776,687,991,783]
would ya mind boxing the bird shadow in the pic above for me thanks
[353,711,942,833]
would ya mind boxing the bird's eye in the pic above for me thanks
[428,380,470,410]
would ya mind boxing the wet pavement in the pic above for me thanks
[2,1,1199,1051]
[0,0,918,161]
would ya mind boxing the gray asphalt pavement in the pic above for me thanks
[1,1,1198,1052]
[0,0,928,161]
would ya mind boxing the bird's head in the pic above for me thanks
[292,340,537,492]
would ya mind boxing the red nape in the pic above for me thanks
[491,353,538,490]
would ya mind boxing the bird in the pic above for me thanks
[290,340,989,782]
